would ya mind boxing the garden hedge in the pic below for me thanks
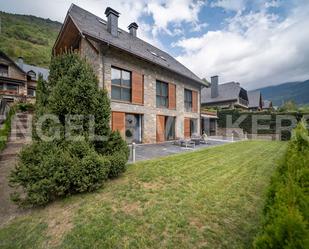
[253,120,309,248]
[218,109,309,140]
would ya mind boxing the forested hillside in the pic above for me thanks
[256,79,309,106]
[0,11,61,67]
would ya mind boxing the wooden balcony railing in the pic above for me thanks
[238,98,248,107]
[0,90,19,95]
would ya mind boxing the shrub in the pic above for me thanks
[10,141,110,207]
[17,102,35,112]
[100,131,129,178]
[0,105,17,151]
[10,53,129,207]
[253,120,309,249]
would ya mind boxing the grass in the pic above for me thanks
[0,140,287,249]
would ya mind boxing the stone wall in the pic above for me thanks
[80,38,201,144]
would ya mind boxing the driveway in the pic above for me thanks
[129,139,229,162]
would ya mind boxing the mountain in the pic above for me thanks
[0,11,62,67]
[255,80,309,106]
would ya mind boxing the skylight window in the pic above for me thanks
[148,50,167,61]
[97,18,106,25]
[150,51,158,56]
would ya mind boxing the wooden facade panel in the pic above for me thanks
[112,112,125,137]
[168,83,176,110]
[184,117,190,138]
[156,115,165,142]
[54,17,80,55]
[132,71,143,105]
[192,91,198,113]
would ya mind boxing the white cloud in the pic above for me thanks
[191,22,209,32]
[175,3,309,89]
[211,0,246,12]
[264,0,281,9]
[146,0,205,35]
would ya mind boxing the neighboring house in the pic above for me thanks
[248,91,263,111]
[262,100,273,111]
[16,57,49,98]
[0,51,49,102]
[201,76,249,110]
[53,4,206,144]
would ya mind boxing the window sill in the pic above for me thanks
[111,99,144,106]
[156,106,169,109]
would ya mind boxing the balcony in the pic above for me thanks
[237,98,248,107]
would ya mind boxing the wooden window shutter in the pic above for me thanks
[132,71,143,105]
[192,91,198,113]
[156,115,165,142]
[184,118,190,138]
[112,112,125,137]
[168,83,176,109]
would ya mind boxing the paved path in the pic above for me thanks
[129,139,228,162]
[0,112,32,227]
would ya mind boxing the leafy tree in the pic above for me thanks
[35,74,49,115]
[279,100,298,112]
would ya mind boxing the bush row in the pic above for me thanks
[253,120,309,248]
[217,109,309,140]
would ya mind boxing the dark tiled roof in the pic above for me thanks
[19,63,49,81]
[201,82,242,104]
[248,91,261,108]
[67,4,204,85]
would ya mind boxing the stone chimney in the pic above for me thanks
[211,75,219,98]
[105,7,120,37]
[128,22,138,37]
[17,57,24,69]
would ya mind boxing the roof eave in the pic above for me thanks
[202,98,238,105]
[52,9,84,54]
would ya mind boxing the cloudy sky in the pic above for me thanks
[1,0,309,89]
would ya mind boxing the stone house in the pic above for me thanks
[201,76,249,110]
[0,51,49,102]
[53,4,206,144]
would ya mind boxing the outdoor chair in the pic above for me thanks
[200,132,209,144]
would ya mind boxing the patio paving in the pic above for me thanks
[129,138,229,162]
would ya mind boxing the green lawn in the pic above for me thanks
[0,141,287,249]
